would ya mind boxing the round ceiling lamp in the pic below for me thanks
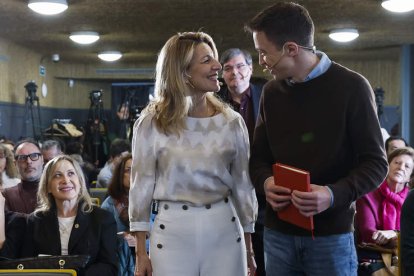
[329,28,359,43]
[28,0,68,15]
[98,51,123,62]
[381,0,414,13]
[69,31,100,45]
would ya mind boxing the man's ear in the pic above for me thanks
[285,43,300,56]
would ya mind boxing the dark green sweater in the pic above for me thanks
[249,62,388,236]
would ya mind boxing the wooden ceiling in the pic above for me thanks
[0,0,413,66]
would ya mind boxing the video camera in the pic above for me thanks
[89,90,103,106]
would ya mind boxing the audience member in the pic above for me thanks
[41,139,64,165]
[217,48,263,142]
[129,31,257,276]
[66,141,98,186]
[3,139,44,214]
[401,189,414,275]
[0,138,15,154]
[102,154,135,275]
[245,2,388,275]
[0,144,20,190]
[385,136,408,156]
[97,139,130,188]
[217,47,266,276]
[21,155,118,275]
[356,147,414,274]
[0,192,25,258]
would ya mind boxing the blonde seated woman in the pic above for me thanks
[22,155,118,276]
[356,147,414,275]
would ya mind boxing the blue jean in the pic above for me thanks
[264,228,357,276]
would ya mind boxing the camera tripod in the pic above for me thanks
[24,81,43,141]
[84,90,109,167]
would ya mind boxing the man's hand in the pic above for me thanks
[291,184,332,217]
[264,177,292,212]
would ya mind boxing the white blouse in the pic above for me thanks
[58,216,76,255]
[129,110,257,233]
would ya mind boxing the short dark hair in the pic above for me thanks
[220,48,252,66]
[14,138,41,153]
[245,2,314,49]
[385,136,408,153]
[109,138,131,158]
[42,139,62,152]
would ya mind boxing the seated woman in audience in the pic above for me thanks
[356,147,414,273]
[0,143,20,190]
[101,153,135,275]
[22,155,118,275]
[0,192,25,258]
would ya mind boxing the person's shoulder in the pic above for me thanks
[100,196,114,209]
[90,205,116,223]
[5,210,27,224]
[329,62,370,83]
[2,183,21,198]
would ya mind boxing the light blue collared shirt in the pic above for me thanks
[304,51,332,81]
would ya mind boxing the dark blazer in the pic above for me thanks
[0,211,26,258]
[22,205,118,276]
[217,82,264,122]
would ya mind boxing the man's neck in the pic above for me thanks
[229,85,250,104]
[291,53,320,83]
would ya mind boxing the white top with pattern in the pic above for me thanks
[129,110,257,233]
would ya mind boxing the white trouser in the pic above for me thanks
[149,198,247,276]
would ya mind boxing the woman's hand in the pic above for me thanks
[135,253,152,276]
[123,232,137,247]
[133,231,152,276]
[372,230,397,245]
[247,250,257,276]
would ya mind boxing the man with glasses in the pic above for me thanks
[245,2,388,275]
[217,48,264,143]
[217,48,266,276]
[3,139,44,214]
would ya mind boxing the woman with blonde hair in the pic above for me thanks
[129,31,257,276]
[22,155,118,276]
[0,143,20,190]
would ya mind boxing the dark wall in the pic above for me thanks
[0,101,112,143]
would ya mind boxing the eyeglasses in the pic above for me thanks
[222,63,249,74]
[15,153,42,162]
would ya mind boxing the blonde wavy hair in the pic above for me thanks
[35,155,93,215]
[0,143,18,178]
[143,31,229,135]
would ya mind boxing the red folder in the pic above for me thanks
[272,163,314,232]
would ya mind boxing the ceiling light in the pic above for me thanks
[98,51,123,62]
[70,31,100,45]
[329,29,359,43]
[28,0,68,15]
[381,0,414,13]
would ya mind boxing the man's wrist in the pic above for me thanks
[324,185,334,207]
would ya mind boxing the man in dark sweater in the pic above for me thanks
[245,2,388,275]
[3,139,44,214]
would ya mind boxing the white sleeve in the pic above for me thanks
[230,115,258,233]
[129,114,157,232]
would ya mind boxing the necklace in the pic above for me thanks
[58,216,76,235]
